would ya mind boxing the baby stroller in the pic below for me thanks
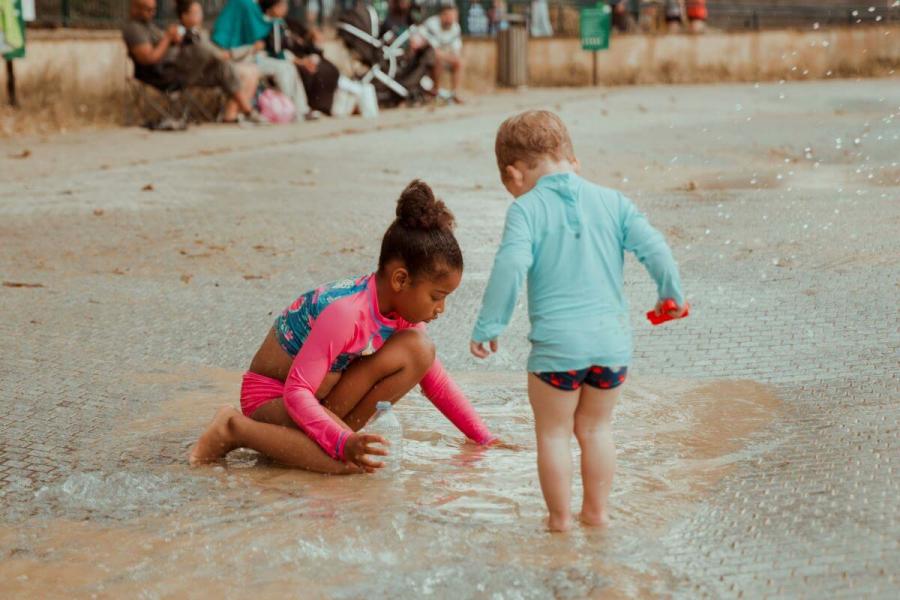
[336,4,434,107]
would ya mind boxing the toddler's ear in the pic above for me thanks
[504,164,523,186]
[572,157,581,173]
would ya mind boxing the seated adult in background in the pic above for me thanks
[423,3,464,103]
[285,17,341,116]
[210,0,270,51]
[177,0,263,102]
[257,0,318,120]
[123,0,262,124]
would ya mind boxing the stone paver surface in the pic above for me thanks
[1,79,898,598]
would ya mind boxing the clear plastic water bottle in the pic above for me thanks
[364,401,404,475]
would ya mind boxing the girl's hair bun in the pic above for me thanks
[396,180,455,231]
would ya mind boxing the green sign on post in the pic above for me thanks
[580,4,612,51]
[580,4,611,86]
[1,0,27,59]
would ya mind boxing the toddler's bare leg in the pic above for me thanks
[528,374,579,532]
[574,385,622,526]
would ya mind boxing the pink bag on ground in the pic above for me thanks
[258,89,296,124]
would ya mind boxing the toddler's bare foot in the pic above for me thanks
[579,508,610,527]
[189,406,240,466]
[547,514,573,533]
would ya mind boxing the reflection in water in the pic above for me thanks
[1,371,778,598]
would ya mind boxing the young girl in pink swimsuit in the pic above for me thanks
[189,180,497,473]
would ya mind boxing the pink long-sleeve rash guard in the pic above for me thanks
[275,273,496,461]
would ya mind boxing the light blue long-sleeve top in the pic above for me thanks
[472,172,684,372]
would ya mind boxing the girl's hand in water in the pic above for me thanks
[470,339,498,359]
[487,438,525,451]
[344,432,390,473]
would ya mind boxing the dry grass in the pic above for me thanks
[0,68,128,137]
[2,47,897,138]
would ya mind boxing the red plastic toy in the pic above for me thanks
[646,298,690,325]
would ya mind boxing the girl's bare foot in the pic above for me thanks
[189,406,241,466]
[579,508,610,527]
[547,513,573,533]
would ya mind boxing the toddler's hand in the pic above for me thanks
[344,432,389,473]
[470,339,498,359]
[655,298,689,319]
[647,298,690,325]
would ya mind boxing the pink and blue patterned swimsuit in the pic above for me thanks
[275,274,382,373]
[272,273,495,460]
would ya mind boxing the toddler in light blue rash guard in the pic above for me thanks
[469,110,689,532]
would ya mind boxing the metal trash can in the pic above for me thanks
[497,15,528,88]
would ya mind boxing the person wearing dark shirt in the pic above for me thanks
[257,0,319,119]
[123,0,262,123]
[284,17,341,115]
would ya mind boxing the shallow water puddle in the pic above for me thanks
[2,371,780,598]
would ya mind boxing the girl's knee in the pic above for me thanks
[388,329,436,372]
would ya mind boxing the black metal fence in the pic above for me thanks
[707,3,897,30]
[29,0,900,33]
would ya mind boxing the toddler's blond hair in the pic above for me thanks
[495,110,575,173]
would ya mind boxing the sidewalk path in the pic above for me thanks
[1,79,897,598]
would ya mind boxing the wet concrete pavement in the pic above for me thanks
[1,79,898,598]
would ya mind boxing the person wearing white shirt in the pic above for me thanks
[423,4,464,103]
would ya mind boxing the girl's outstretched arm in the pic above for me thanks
[418,352,496,445]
